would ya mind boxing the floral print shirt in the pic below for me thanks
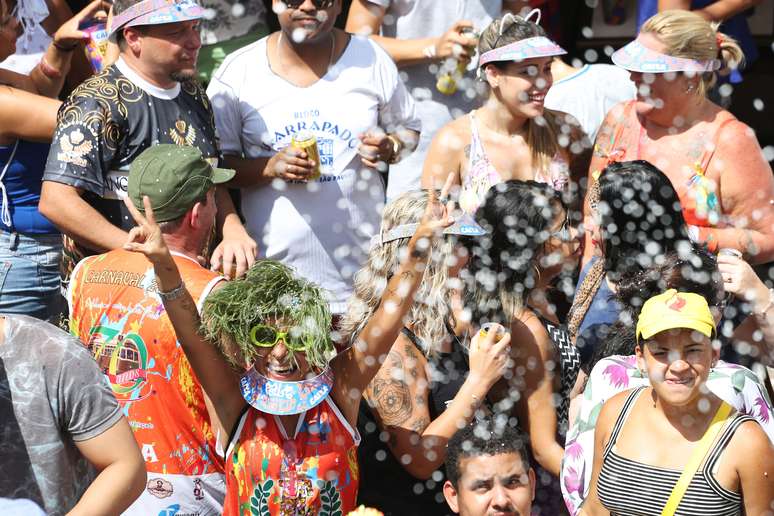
[561,355,774,515]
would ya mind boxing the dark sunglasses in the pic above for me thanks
[282,0,336,8]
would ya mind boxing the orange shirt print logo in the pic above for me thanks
[88,324,152,401]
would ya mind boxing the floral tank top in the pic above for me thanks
[224,397,360,516]
[598,100,736,228]
[459,111,570,213]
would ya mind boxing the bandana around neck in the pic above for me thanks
[239,365,334,415]
[612,36,720,73]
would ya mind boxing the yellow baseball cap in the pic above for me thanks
[636,289,716,342]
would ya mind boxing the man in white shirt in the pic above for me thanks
[208,0,420,317]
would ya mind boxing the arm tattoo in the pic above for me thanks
[411,416,430,434]
[369,349,413,426]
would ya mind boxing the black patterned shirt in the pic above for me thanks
[43,58,219,277]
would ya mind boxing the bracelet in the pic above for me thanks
[754,288,774,318]
[38,56,62,79]
[53,40,78,52]
[157,282,187,302]
[422,44,437,59]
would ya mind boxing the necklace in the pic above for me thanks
[276,31,337,77]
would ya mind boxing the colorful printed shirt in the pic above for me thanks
[68,249,226,515]
[561,355,774,515]
[225,397,360,516]
[43,57,219,283]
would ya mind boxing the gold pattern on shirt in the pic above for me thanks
[57,126,94,167]
[169,120,197,146]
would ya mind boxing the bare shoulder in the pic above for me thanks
[434,115,472,150]
[727,418,773,457]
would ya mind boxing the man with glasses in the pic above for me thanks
[40,0,257,295]
[207,0,421,323]
[68,145,233,515]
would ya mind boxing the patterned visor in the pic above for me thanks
[109,0,205,40]
[478,36,566,67]
[612,36,720,73]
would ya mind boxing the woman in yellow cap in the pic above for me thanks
[580,290,774,515]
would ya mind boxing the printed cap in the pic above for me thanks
[636,289,716,342]
[128,144,234,222]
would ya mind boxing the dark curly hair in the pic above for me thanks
[445,419,531,488]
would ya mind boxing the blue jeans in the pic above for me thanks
[0,230,63,322]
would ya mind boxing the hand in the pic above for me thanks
[123,196,172,265]
[718,253,770,309]
[358,130,393,170]
[52,0,111,50]
[434,20,478,61]
[407,173,456,258]
[210,231,258,279]
[468,323,512,389]
[265,145,317,182]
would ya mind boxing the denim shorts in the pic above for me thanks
[0,230,63,323]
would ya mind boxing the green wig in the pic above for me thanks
[200,260,334,370]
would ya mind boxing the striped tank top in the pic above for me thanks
[597,387,750,515]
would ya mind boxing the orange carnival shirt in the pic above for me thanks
[225,398,360,516]
[68,250,225,496]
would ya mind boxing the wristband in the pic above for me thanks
[157,282,186,301]
[53,40,78,52]
[38,56,62,79]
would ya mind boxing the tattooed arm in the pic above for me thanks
[365,327,510,479]
[333,178,455,426]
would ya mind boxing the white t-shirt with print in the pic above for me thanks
[208,35,420,313]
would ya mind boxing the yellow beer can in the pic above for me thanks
[290,131,322,180]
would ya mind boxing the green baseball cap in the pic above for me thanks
[128,145,235,222]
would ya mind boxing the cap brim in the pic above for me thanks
[443,212,488,237]
[210,167,235,185]
[638,317,715,341]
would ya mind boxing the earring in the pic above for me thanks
[685,83,695,93]
[532,264,541,283]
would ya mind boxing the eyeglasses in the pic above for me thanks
[250,324,307,351]
[282,0,336,9]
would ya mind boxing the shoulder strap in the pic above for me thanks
[661,402,734,516]
[609,100,635,156]
[602,387,646,457]
[697,117,737,172]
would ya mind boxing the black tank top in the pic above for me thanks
[356,327,469,515]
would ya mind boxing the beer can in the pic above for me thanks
[79,19,109,73]
[290,131,321,181]
[718,248,743,258]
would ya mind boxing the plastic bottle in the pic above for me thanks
[435,28,478,96]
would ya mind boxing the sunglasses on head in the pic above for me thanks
[250,324,307,352]
[282,0,336,8]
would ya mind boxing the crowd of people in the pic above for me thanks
[0,0,773,515]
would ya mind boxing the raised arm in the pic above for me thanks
[366,326,510,479]
[345,0,476,68]
[332,177,455,425]
[122,196,243,439]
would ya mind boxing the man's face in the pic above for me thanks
[444,453,535,516]
[128,19,202,82]
[273,0,340,44]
